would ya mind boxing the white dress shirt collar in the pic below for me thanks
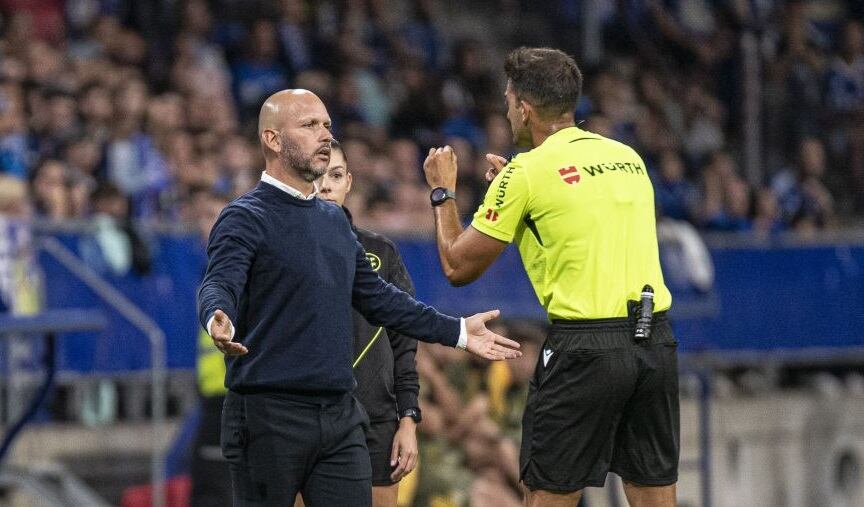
[261,171,317,200]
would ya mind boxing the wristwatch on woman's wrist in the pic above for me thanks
[400,407,422,423]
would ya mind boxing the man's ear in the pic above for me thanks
[262,129,281,155]
[519,99,531,126]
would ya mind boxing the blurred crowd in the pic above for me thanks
[0,1,862,505]
[408,322,543,507]
[0,0,862,240]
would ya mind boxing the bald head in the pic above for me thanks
[257,89,333,182]
[258,89,324,141]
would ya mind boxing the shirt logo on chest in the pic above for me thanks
[365,252,382,271]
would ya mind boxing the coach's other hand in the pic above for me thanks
[465,310,521,360]
[423,146,458,190]
[209,309,248,356]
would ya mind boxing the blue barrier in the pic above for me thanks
[39,232,203,372]
[32,230,864,372]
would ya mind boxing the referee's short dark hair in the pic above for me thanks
[504,47,582,119]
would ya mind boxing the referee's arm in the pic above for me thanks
[423,147,511,286]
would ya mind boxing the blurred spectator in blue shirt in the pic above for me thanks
[399,0,446,70]
[751,187,786,235]
[772,137,835,229]
[700,151,752,231]
[231,19,289,122]
[105,78,170,219]
[655,149,699,221]
[30,159,71,220]
[0,84,30,180]
[825,20,864,113]
[276,0,318,77]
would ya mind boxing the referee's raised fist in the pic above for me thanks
[210,309,248,356]
[423,145,458,190]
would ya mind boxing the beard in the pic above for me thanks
[513,125,533,148]
[278,134,328,182]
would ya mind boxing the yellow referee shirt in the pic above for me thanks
[471,126,672,320]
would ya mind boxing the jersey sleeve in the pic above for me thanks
[470,161,530,243]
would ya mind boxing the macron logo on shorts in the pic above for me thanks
[543,348,554,367]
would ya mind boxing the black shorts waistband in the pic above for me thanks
[551,311,668,331]
[228,386,350,406]
[547,313,673,350]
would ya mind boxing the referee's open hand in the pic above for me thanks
[210,309,248,356]
[465,310,522,360]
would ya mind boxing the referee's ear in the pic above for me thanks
[518,99,531,126]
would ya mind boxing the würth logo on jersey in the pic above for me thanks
[558,166,581,184]
[485,208,499,221]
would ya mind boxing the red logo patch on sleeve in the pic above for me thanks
[558,166,581,184]
[485,208,499,221]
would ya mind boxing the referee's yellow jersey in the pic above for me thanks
[471,126,672,321]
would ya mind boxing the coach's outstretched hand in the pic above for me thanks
[464,310,522,360]
[210,309,248,356]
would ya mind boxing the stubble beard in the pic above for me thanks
[279,134,328,183]
[513,124,534,149]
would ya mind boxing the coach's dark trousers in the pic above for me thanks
[221,390,372,506]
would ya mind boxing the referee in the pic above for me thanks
[315,140,421,506]
[422,48,678,507]
[198,89,521,507]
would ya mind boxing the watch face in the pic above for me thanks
[431,188,447,202]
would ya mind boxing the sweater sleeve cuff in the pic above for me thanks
[456,318,467,350]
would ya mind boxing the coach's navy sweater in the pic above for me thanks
[197,181,460,394]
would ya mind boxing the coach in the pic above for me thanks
[422,48,679,507]
[197,89,520,507]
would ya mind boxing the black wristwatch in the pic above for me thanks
[430,187,456,207]
[400,407,422,423]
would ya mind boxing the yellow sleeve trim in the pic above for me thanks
[470,220,514,243]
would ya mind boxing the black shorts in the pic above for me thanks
[366,418,399,486]
[520,315,680,492]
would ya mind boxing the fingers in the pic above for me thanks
[485,167,498,183]
[492,333,521,350]
[404,450,418,476]
[390,447,418,481]
[216,341,248,356]
[211,309,233,344]
[491,343,521,359]
[477,309,501,323]
[485,153,507,170]
[390,439,400,467]
[426,146,456,158]
[390,453,407,480]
